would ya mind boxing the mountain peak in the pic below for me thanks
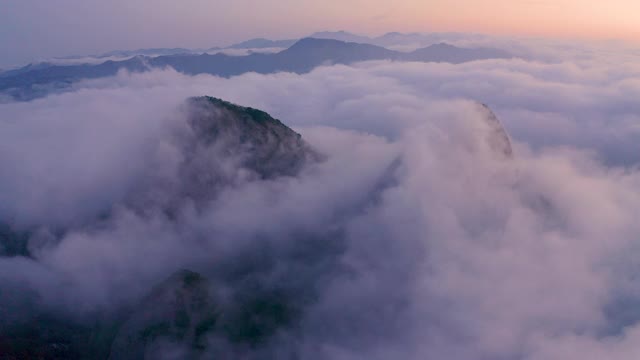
[308,31,372,43]
[228,38,297,49]
[284,37,394,58]
[194,96,284,125]
[431,42,456,48]
[288,37,349,48]
[183,96,319,182]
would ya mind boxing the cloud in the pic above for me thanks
[1,40,640,359]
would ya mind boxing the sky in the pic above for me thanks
[2,0,640,67]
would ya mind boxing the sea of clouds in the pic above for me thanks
[1,38,640,359]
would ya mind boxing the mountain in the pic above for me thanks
[0,96,319,257]
[0,56,150,100]
[228,38,297,49]
[185,96,316,179]
[41,39,300,67]
[39,48,208,67]
[374,31,423,44]
[169,96,319,209]
[271,37,397,71]
[372,32,491,48]
[308,31,473,49]
[0,268,304,359]
[108,270,220,359]
[405,42,511,64]
[97,48,197,58]
[309,30,373,44]
[109,268,301,359]
[0,97,320,359]
[0,62,60,79]
[147,38,397,76]
[309,31,497,50]
[48,39,301,65]
[0,38,512,101]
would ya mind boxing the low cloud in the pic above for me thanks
[1,40,640,359]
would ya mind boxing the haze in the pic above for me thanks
[2,0,639,67]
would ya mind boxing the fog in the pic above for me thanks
[1,41,640,359]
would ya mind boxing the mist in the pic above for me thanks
[1,40,640,359]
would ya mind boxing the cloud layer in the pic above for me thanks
[1,42,640,359]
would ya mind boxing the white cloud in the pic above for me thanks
[1,41,640,359]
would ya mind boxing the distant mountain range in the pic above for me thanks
[45,38,300,63]
[309,31,374,44]
[52,39,298,62]
[93,47,203,59]
[309,30,494,48]
[0,37,512,101]
[227,38,298,49]
[39,31,497,64]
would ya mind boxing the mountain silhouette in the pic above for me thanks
[0,38,512,101]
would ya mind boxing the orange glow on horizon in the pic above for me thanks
[302,0,640,43]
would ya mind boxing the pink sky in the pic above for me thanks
[2,0,639,67]
[289,0,640,41]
